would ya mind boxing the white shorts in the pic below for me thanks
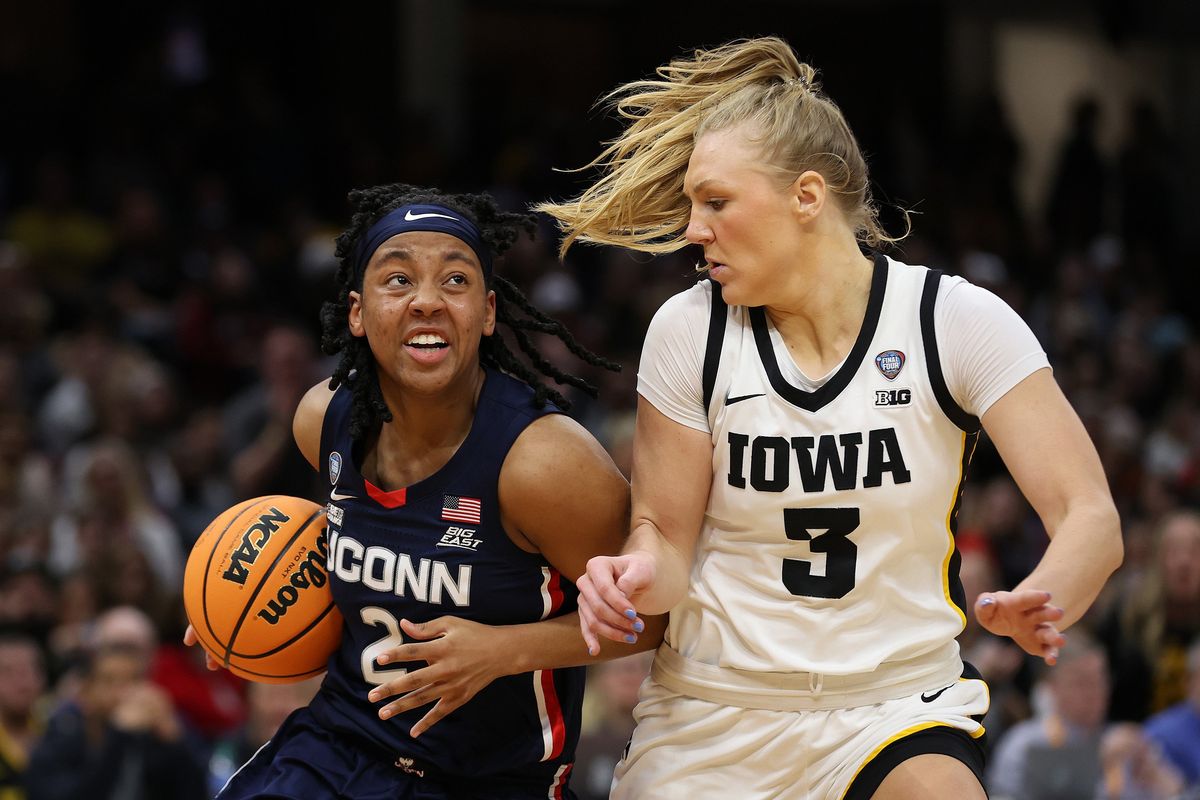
[611,670,989,800]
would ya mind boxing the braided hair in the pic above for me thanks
[320,183,619,443]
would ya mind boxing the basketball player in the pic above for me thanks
[202,184,662,799]
[537,38,1124,799]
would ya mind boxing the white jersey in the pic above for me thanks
[637,254,1049,694]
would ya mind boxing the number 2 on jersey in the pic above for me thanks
[360,606,409,686]
[782,507,859,599]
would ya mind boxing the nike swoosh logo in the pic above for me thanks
[330,490,357,502]
[724,393,765,406]
[920,685,953,703]
[404,210,458,222]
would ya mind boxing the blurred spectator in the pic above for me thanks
[0,569,58,651]
[987,632,1110,800]
[49,437,182,594]
[1045,95,1109,251]
[206,676,320,796]
[223,323,323,500]
[24,644,206,800]
[2,154,112,312]
[1143,639,1200,790]
[1098,722,1185,800]
[0,632,47,800]
[151,600,246,743]
[1117,98,1179,267]
[957,475,1046,591]
[163,407,235,546]
[1102,509,1200,720]
[574,651,653,800]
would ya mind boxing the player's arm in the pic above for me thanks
[493,412,669,663]
[586,395,712,620]
[367,414,666,736]
[975,367,1123,662]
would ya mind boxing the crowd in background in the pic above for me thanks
[0,7,1198,800]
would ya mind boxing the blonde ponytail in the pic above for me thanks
[537,37,902,259]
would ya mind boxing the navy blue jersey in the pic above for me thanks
[308,369,583,788]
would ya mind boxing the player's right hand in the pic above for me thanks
[576,553,654,656]
[182,624,222,671]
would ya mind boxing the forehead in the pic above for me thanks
[366,230,483,274]
[684,127,770,194]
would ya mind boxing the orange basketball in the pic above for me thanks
[183,495,343,683]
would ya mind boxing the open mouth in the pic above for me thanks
[404,333,449,350]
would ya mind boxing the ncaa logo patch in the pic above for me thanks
[328,451,343,485]
[874,350,905,381]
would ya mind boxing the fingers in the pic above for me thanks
[376,681,438,721]
[1007,589,1054,612]
[1035,623,1066,666]
[399,617,444,642]
[411,698,459,739]
[182,625,197,646]
[577,570,643,650]
[576,593,604,657]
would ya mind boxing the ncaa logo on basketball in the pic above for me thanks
[874,350,905,381]
[328,452,342,484]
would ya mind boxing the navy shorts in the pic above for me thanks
[216,706,577,800]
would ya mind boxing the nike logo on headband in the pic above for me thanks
[405,210,458,222]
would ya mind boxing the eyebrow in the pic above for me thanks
[682,178,720,198]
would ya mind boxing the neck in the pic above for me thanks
[367,367,485,490]
[766,231,875,376]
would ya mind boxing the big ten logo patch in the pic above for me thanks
[438,527,482,550]
[874,388,912,407]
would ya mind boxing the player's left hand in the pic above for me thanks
[974,589,1066,665]
[366,616,507,738]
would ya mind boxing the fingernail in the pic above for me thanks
[1049,649,1059,661]
[632,621,644,633]
[369,691,379,702]
[978,597,995,607]
[379,708,390,719]
[624,609,637,619]
[588,646,599,656]
[378,654,389,664]
[624,634,637,644]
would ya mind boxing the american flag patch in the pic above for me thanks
[441,495,481,525]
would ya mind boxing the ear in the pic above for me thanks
[482,290,496,337]
[789,170,827,223]
[348,291,365,338]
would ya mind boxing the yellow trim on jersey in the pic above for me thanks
[940,432,974,627]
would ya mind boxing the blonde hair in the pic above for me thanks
[537,37,901,258]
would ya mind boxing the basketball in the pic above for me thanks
[183,495,343,683]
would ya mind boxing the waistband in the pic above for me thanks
[651,640,964,711]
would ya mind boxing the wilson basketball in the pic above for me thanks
[183,495,343,683]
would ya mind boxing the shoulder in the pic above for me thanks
[640,281,714,366]
[934,274,1020,320]
[503,414,624,491]
[293,380,337,470]
[652,280,714,325]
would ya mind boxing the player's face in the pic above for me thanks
[683,126,805,306]
[349,231,496,398]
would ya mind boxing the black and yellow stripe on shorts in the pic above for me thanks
[839,663,989,800]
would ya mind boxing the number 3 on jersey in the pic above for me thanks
[782,507,859,599]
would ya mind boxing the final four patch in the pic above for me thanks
[875,350,905,381]
[328,451,343,484]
